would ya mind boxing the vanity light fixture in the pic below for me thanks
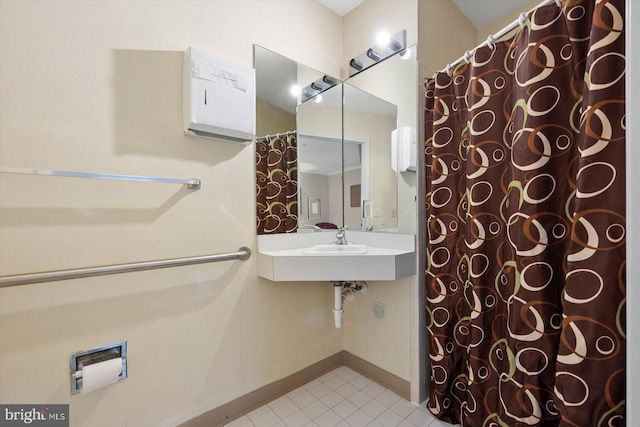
[349,59,364,71]
[366,48,381,62]
[348,29,406,77]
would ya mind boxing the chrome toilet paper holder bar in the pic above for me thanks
[70,341,127,395]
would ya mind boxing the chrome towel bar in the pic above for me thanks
[0,247,251,288]
[0,167,201,189]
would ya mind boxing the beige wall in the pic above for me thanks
[0,1,344,426]
[418,0,477,76]
[477,0,540,43]
[256,98,296,137]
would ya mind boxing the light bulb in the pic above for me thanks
[400,49,411,60]
[290,85,301,97]
[314,94,323,103]
[376,31,391,47]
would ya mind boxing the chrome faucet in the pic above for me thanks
[334,226,352,245]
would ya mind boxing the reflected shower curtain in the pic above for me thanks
[256,132,298,234]
[424,1,625,425]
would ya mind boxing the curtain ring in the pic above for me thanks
[463,50,473,64]
[518,12,528,29]
[555,0,562,7]
[445,64,453,77]
[486,34,496,51]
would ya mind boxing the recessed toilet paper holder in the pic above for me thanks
[70,341,127,395]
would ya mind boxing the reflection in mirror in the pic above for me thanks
[254,45,341,234]
[342,84,397,231]
[254,44,418,235]
[345,44,418,234]
[297,83,343,230]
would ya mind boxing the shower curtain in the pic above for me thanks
[424,1,625,426]
[256,132,298,234]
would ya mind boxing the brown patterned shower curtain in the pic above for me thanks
[256,132,298,234]
[424,1,625,426]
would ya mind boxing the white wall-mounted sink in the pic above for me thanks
[303,244,367,255]
[257,232,415,281]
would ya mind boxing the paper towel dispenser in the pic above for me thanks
[391,127,416,173]
[183,47,256,143]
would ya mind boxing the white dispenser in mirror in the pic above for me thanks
[391,127,416,173]
[183,47,255,143]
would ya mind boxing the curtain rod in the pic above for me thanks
[255,130,296,142]
[437,0,562,76]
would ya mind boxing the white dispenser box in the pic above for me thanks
[183,47,255,143]
[391,126,416,173]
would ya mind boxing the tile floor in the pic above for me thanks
[224,366,455,427]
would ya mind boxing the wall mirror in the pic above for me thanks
[254,44,417,235]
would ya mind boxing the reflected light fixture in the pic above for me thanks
[299,74,338,104]
[349,58,363,71]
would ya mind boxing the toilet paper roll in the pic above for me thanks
[81,357,123,395]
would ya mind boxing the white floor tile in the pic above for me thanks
[335,367,360,381]
[345,409,373,427]
[332,399,358,419]
[375,409,404,427]
[236,366,438,427]
[224,415,253,427]
[252,409,281,427]
[406,407,438,426]
[319,391,344,408]
[361,382,386,398]
[302,400,330,419]
[272,400,300,420]
[313,409,342,427]
[361,398,387,419]
[291,390,317,409]
[335,382,358,398]
[283,410,312,427]
[308,383,332,399]
[324,375,347,390]
[350,375,373,389]
[304,379,323,390]
[287,387,307,399]
[269,395,293,409]
[248,405,271,420]
[390,399,418,418]
[347,390,373,407]
[375,389,402,407]
[318,371,337,382]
